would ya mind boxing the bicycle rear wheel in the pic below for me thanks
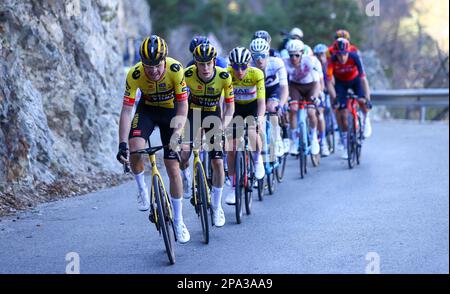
[153,175,175,265]
[298,131,306,179]
[267,166,277,195]
[257,178,264,201]
[244,151,253,215]
[235,151,244,224]
[194,162,209,244]
[276,154,287,183]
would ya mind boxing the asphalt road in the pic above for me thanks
[0,121,448,274]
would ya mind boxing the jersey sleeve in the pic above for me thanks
[352,53,366,78]
[275,57,288,86]
[171,63,189,102]
[255,68,266,99]
[123,67,139,106]
[222,71,235,104]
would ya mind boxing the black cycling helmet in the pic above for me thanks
[189,36,210,53]
[139,35,168,66]
[193,43,217,62]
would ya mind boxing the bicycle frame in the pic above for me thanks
[296,101,314,156]
[263,113,280,174]
[191,149,211,207]
[347,95,360,131]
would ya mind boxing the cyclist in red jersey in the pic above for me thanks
[326,38,372,159]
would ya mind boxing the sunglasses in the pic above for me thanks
[289,53,302,58]
[252,53,268,60]
[232,64,248,71]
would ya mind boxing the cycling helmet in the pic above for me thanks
[286,39,304,52]
[140,35,168,66]
[333,37,350,53]
[313,43,328,54]
[335,29,350,41]
[289,27,304,39]
[303,44,313,56]
[189,35,210,53]
[249,38,270,54]
[193,43,217,62]
[229,47,251,64]
[253,30,272,44]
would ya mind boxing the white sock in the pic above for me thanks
[252,151,260,164]
[170,197,183,224]
[134,171,146,191]
[211,186,223,210]
[311,128,317,139]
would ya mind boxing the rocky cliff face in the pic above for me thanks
[0,0,151,214]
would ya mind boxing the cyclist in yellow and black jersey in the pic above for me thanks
[180,43,235,227]
[116,35,190,244]
[225,47,266,205]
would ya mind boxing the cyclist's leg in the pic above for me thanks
[288,83,301,154]
[352,77,372,137]
[335,79,350,157]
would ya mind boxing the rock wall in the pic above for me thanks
[0,0,151,211]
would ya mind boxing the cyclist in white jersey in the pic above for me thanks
[283,39,321,156]
[303,44,330,156]
[249,38,289,156]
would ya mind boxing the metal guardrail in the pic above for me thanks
[371,88,449,122]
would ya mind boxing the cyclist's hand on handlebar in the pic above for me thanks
[169,130,183,152]
[116,142,129,164]
[311,97,321,107]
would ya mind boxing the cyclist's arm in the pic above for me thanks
[255,69,266,117]
[326,60,336,100]
[172,66,189,134]
[119,73,138,144]
[222,72,235,129]
[353,53,371,101]
[277,58,289,107]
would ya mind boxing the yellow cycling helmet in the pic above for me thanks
[193,43,217,62]
[140,35,168,66]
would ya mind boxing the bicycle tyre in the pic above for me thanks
[356,115,363,165]
[257,178,264,201]
[267,167,277,195]
[153,175,175,265]
[347,114,356,169]
[276,154,287,183]
[298,130,306,179]
[244,151,253,215]
[195,162,209,244]
[235,151,244,224]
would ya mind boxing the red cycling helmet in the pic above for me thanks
[335,29,350,41]
[333,38,350,53]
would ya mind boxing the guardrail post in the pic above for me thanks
[420,106,427,123]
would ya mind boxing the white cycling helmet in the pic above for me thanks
[303,44,313,56]
[289,27,304,39]
[249,38,270,54]
[286,39,304,53]
[229,47,251,64]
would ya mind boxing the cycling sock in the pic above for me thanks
[134,171,146,191]
[320,131,326,143]
[170,197,183,224]
[342,132,348,148]
[311,128,318,139]
[252,151,260,164]
[211,186,223,210]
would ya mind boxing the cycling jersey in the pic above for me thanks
[283,55,321,84]
[311,55,324,80]
[184,65,234,112]
[123,57,188,109]
[227,66,265,105]
[250,56,288,100]
[326,52,366,82]
[186,56,228,69]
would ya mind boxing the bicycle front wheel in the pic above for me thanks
[235,151,244,224]
[153,175,175,265]
[244,151,253,215]
[347,114,356,169]
[194,162,209,244]
[356,115,363,165]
